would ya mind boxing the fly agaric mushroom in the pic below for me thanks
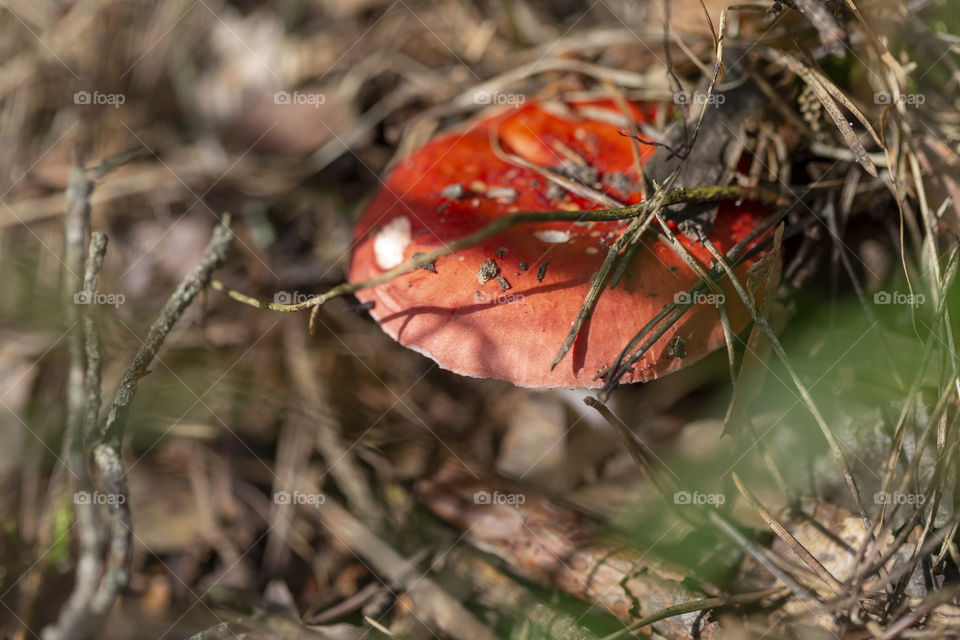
[348,98,767,388]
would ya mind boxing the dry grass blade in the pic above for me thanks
[722,224,784,439]
[488,126,624,208]
[732,473,844,595]
[652,209,725,295]
[758,47,881,176]
[707,511,818,603]
[877,584,960,640]
[551,216,649,371]
[842,0,909,87]
[697,233,871,523]
[792,0,847,55]
[600,208,786,393]
[582,395,680,508]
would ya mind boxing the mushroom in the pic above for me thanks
[349,98,768,389]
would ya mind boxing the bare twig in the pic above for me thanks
[41,171,233,639]
[212,185,778,314]
[40,148,136,640]
[100,217,233,447]
[41,154,104,640]
[81,233,107,443]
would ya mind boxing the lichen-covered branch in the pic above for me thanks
[223,184,779,313]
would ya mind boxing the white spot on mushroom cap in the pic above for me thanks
[374,216,411,269]
[533,229,571,243]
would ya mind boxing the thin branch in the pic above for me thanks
[82,233,107,443]
[216,185,778,314]
[100,216,234,447]
[42,196,233,640]
[41,152,112,640]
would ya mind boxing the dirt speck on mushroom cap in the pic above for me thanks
[349,98,768,388]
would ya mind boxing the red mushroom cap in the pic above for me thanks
[348,98,766,388]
